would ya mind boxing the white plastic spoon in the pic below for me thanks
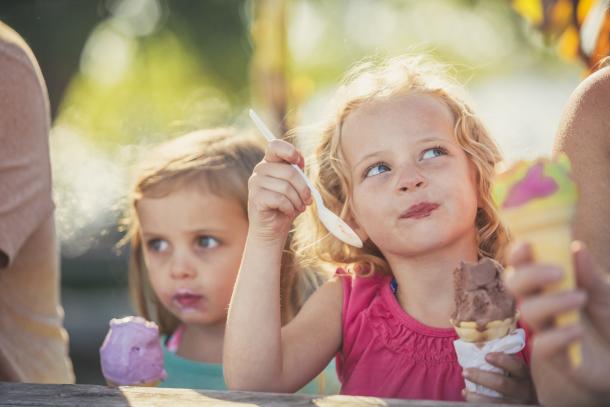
[249,109,363,248]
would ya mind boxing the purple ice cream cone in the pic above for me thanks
[99,316,166,386]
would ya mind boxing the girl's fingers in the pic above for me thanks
[462,389,504,403]
[485,353,528,380]
[519,290,586,331]
[256,189,300,218]
[258,176,307,212]
[504,263,564,298]
[257,162,311,202]
[264,139,304,167]
[532,324,584,360]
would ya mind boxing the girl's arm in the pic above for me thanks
[224,140,343,392]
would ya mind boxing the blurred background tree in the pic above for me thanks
[3,0,606,384]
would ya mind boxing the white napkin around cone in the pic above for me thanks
[453,328,526,398]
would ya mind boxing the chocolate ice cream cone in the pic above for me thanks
[451,259,525,398]
[451,314,519,345]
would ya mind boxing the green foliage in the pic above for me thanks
[55,0,250,149]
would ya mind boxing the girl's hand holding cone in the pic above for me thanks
[462,352,535,404]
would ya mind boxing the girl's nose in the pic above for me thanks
[169,254,197,280]
[396,165,426,192]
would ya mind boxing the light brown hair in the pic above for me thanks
[295,55,510,276]
[122,128,319,334]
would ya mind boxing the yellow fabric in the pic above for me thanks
[511,0,610,73]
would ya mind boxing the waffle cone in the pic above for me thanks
[136,379,161,387]
[451,314,518,344]
[503,205,582,366]
[494,156,581,366]
[106,379,161,387]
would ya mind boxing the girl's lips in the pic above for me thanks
[401,202,440,219]
[172,290,203,309]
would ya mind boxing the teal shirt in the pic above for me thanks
[160,338,225,390]
[159,336,340,394]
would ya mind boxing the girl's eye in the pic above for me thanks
[196,236,219,249]
[365,162,390,178]
[146,238,168,253]
[421,147,447,160]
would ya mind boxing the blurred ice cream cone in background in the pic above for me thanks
[494,154,581,367]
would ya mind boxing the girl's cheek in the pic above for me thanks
[142,254,158,270]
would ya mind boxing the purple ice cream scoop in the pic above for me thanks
[99,316,166,385]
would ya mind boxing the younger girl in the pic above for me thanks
[121,128,339,392]
[225,56,536,403]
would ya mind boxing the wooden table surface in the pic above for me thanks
[0,382,537,407]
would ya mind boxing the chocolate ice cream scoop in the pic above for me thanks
[452,257,516,329]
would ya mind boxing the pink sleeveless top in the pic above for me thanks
[335,269,530,401]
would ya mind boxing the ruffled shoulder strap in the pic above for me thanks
[335,267,389,330]
[165,324,186,353]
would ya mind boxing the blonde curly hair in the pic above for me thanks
[294,55,510,277]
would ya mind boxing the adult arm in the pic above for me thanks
[0,23,54,269]
[553,66,610,273]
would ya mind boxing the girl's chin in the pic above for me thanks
[177,311,225,326]
[383,239,451,256]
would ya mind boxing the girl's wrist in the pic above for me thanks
[241,233,286,279]
[245,231,287,252]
